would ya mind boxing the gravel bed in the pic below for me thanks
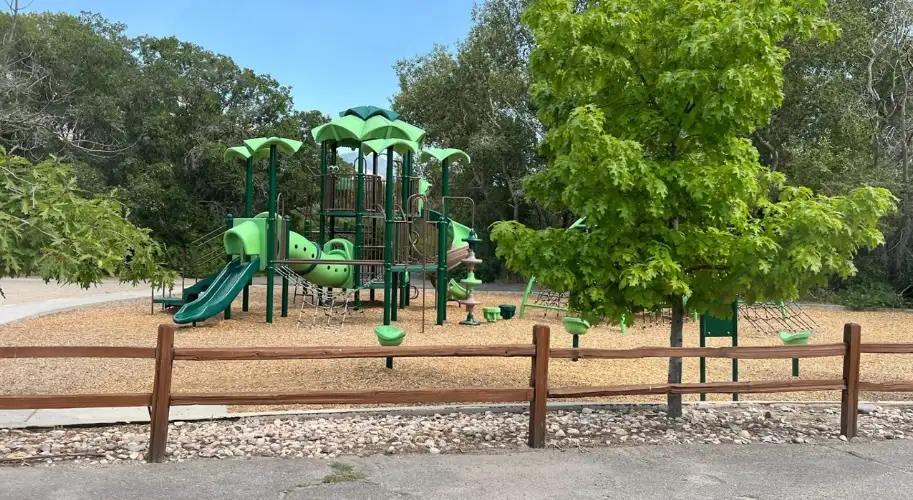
[3,403,912,466]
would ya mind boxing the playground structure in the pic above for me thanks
[153,106,479,334]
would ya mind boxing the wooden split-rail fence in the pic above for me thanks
[3,323,913,463]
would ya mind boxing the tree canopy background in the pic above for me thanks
[3,0,913,308]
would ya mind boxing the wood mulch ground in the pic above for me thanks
[2,287,911,412]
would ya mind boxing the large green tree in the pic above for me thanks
[492,0,896,416]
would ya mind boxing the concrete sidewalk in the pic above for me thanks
[0,406,228,429]
[0,279,223,428]
[3,441,913,499]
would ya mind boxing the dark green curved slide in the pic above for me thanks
[173,257,260,325]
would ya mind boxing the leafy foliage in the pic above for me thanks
[393,0,555,281]
[0,149,174,291]
[491,0,896,415]
[0,11,328,271]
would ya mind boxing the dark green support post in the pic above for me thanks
[281,215,290,317]
[436,156,451,324]
[385,357,393,369]
[400,152,412,308]
[391,272,399,321]
[265,145,278,323]
[792,358,800,377]
[572,334,579,362]
[318,142,327,246]
[354,143,365,310]
[383,147,394,326]
[436,219,448,325]
[224,214,234,320]
[242,156,253,312]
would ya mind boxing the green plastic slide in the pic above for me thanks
[427,209,472,251]
[448,278,469,300]
[173,257,261,325]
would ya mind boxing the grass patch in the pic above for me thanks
[322,462,366,484]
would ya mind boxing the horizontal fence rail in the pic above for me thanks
[549,379,846,399]
[2,322,912,464]
[859,343,913,354]
[859,381,913,392]
[0,346,156,359]
[550,344,846,360]
[0,394,152,410]
[173,345,535,361]
[170,388,534,406]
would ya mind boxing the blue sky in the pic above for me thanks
[33,0,478,116]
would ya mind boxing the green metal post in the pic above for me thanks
[266,144,278,323]
[354,143,365,310]
[572,334,579,362]
[436,219,448,325]
[224,214,233,320]
[732,301,739,402]
[385,357,393,369]
[391,272,399,321]
[519,277,536,319]
[383,147,394,326]
[401,152,412,308]
[244,158,254,217]
[281,215,290,317]
[242,156,253,312]
[318,142,327,246]
[792,357,800,377]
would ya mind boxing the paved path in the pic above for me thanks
[3,441,913,499]
[0,278,226,428]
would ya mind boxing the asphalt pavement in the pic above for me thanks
[3,441,913,500]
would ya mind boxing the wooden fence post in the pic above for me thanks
[148,324,175,463]
[528,324,550,448]
[840,323,861,440]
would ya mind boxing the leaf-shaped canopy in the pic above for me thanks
[341,105,400,121]
[224,144,271,163]
[421,148,471,164]
[363,139,420,156]
[223,146,250,162]
[312,107,426,145]
[243,137,303,156]
[392,120,426,144]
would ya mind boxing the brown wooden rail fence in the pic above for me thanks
[3,323,913,463]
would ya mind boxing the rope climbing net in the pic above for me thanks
[277,265,385,329]
[739,301,818,336]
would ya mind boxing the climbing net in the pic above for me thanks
[739,301,818,336]
[280,265,384,329]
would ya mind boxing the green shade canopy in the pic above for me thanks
[312,106,426,146]
[363,138,420,156]
[223,146,251,162]
[421,148,471,164]
[341,105,400,121]
[223,144,271,163]
[392,119,426,144]
[243,137,303,156]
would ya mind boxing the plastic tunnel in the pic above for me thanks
[287,232,355,288]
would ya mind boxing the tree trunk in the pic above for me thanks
[667,295,685,418]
